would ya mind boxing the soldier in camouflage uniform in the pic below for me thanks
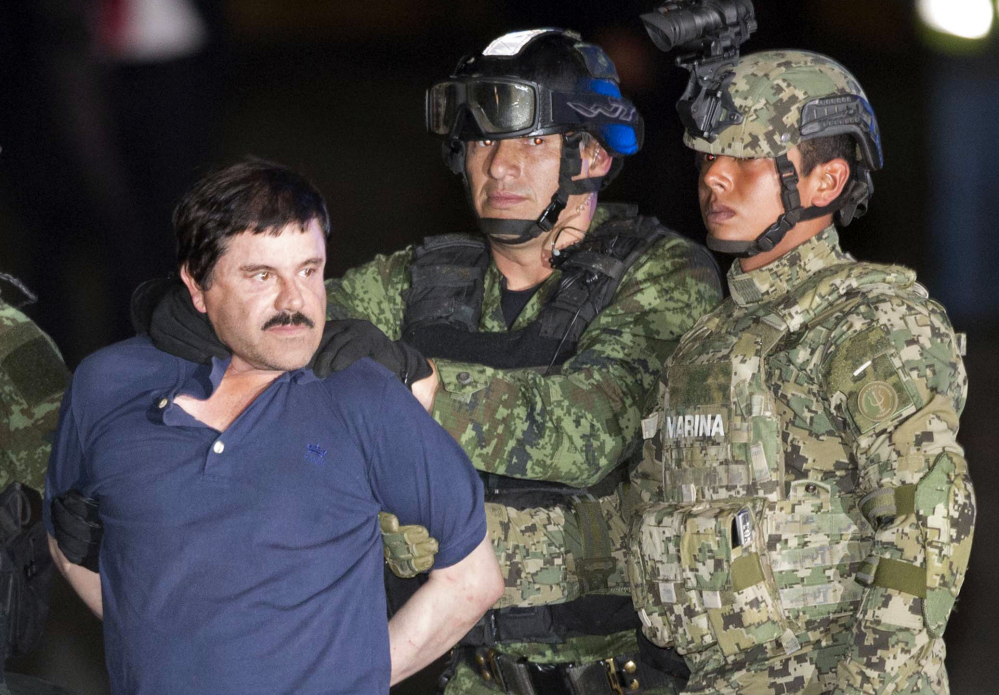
[325,28,722,695]
[0,274,67,493]
[495,50,974,695]
[0,275,74,695]
[625,50,975,695]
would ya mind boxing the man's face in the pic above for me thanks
[464,134,563,221]
[183,220,327,372]
[696,146,807,243]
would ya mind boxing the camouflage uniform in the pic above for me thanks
[0,289,68,492]
[628,228,973,694]
[327,204,722,693]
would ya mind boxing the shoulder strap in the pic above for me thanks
[539,214,667,343]
[402,234,489,333]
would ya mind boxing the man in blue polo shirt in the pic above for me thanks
[43,160,503,694]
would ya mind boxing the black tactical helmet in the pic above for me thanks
[427,29,644,244]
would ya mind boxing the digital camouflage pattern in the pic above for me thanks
[684,51,869,161]
[492,228,972,694]
[0,296,68,492]
[328,205,722,690]
[624,227,974,695]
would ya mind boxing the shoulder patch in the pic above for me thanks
[857,381,898,422]
[825,324,919,435]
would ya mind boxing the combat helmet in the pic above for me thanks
[684,50,883,255]
[427,28,644,244]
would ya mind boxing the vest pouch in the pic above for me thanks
[632,501,788,659]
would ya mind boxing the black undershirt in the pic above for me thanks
[501,285,541,329]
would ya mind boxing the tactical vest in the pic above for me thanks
[389,208,668,645]
[627,261,917,664]
[403,205,667,510]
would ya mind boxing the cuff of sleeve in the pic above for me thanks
[435,362,492,395]
[433,518,488,569]
[431,363,490,436]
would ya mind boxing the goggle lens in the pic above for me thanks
[466,82,536,134]
[428,81,537,137]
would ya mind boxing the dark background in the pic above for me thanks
[1,1,996,693]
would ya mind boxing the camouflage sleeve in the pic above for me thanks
[820,292,974,695]
[0,303,69,492]
[432,235,722,488]
[324,247,415,338]
[486,489,635,608]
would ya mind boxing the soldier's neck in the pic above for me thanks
[489,237,554,291]
[739,215,834,272]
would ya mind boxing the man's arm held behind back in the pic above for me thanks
[48,533,102,619]
[388,532,502,685]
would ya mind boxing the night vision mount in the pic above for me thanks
[641,0,757,141]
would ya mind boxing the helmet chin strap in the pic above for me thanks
[476,133,604,246]
[706,153,847,257]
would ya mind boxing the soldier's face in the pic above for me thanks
[696,147,807,242]
[464,134,564,221]
[181,220,327,373]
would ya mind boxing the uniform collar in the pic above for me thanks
[727,226,852,306]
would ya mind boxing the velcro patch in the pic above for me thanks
[825,325,916,435]
[2,338,68,406]
[846,354,913,434]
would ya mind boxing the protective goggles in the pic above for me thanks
[427,77,642,150]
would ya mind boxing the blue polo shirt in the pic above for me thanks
[44,337,486,695]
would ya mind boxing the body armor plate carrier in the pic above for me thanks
[388,206,669,645]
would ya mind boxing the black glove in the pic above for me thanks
[51,491,102,573]
[310,319,433,385]
[131,277,230,365]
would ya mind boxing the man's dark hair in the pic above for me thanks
[798,134,856,177]
[174,158,330,288]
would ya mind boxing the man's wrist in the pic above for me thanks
[411,359,439,412]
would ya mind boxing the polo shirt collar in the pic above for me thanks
[158,353,319,427]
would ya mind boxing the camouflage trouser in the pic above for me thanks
[444,660,680,695]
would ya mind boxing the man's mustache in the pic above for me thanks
[262,312,315,330]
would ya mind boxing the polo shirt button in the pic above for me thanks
[456,371,472,385]
[213,441,225,454]
[158,398,168,409]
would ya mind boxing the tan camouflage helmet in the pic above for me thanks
[683,50,883,172]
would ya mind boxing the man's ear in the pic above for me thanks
[179,265,208,314]
[582,140,614,178]
[809,157,851,208]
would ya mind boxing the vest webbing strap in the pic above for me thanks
[572,498,615,593]
[855,555,926,598]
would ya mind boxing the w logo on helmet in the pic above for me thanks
[566,99,638,122]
